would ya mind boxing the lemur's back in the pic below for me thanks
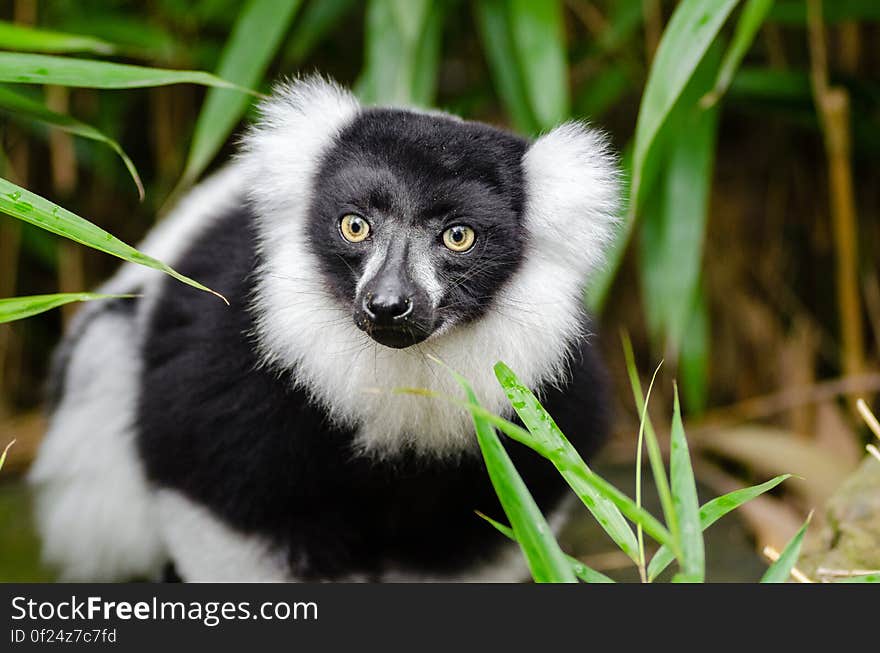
[28,167,244,581]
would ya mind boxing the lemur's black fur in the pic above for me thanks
[137,203,609,580]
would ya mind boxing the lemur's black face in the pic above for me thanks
[307,109,529,349]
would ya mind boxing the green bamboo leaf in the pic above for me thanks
[648,475,791,581]
[701,0,775,108]
[832,574,880,583]
[0,85,143,198]
[0,178,225,302]
[0,21,116,55]
[440,367,574,583]
[55,15,181,62]
[357,0,441,106]
[476,512,614,583]
[178,0,303,188]
[0,292,133,324]
[679,288,710,413]
[639,44,720,357]
[474,0,539,134]
[632,0,738,209]
[284,0,359,65]
[621,333,679,557]
[761,515,811,583]
[635,361,662,577]
[397,383,675,551]
[409,1,444,106]
[669,384,704,582]
[507,0,569,129]
[494,361,639,563]
[0,52,256,93]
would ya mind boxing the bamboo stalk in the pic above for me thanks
[45,85,85,325]
[837,21,860,75]
[762,23,788,69]
[807,0,865,414]
[0,0,36,418]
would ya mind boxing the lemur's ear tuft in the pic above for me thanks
[252,76,359,131]
[238,76,360,220]
[521,122,621,280]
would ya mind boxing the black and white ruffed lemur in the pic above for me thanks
[29,77,620,582]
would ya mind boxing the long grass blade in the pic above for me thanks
[648,474,791,580]
[0,178,225,302]
[632,0,738,208]
[53,14,181,62]
[476,512,614,583]
[397,384,675,551]
[494,361,639,563]
[679,288,710,413]
[438,364,576,582]
[832,574,880,583]
[357,0,442,106]
[621,333,680,557]
[669,383,705,582]
[760,515,811,583]
[701,0,775,108]
[0,86,143,198]
[474,0,539,134]
[635,361,663,580]
[0,293,133,324]
[179,0,303,187]
[0,21,116,55]
[0,52,256,93]
[507,0,569,129]
[639,48,719,362]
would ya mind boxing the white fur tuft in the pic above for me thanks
[523,122,621,281]
[238,76,361,224]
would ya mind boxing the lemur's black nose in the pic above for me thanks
[364,293,412,324]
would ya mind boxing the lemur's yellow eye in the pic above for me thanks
[442,225,475,252]
[340,214,370,243]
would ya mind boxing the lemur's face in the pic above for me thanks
[306,109,528,349]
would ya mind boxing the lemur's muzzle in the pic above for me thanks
[354,245,433,349]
